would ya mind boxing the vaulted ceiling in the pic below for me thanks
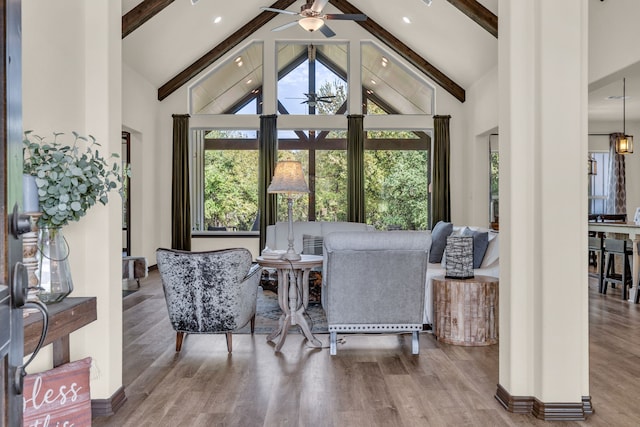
[121,0,640,122]
[122,0,499,105]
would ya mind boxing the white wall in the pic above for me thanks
[462,66,499,228]
[122,64,162,265]
[589,0,640,84]
[22,0,123,400]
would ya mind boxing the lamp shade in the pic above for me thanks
[298,17,324,32]
[616,135,634,154]
[268,161,309,194]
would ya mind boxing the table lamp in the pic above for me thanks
[267,161,309,261]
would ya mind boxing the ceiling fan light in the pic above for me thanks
[616,134,634,154]
[299,17,324,32]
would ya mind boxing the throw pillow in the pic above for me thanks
[461,227,489,269]
[429,221,453,263]
[303,234,323,255]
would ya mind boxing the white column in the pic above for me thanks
[498,0,590,416]
[75,0,123,400]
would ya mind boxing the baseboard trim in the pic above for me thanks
[91,386,127,418]
[495,384,593,421]
[495,384,533,414]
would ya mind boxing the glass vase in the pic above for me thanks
[36,227,74,304]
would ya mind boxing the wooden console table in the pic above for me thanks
[24,297,97,367]
[433,276,498,346]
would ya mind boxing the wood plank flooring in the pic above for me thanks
[93,271,640,426]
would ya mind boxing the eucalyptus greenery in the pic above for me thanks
[23,131,125,228]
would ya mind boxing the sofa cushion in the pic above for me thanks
[481,231,500,267]
[429,221,453,263]
[303,234,323,255]
[461,227,489,269]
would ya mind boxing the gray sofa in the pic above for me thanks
[322,231,431,355]
[265,221,374,254]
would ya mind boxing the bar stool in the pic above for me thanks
[602,238,633,300]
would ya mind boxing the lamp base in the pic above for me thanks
[282,250,301,261]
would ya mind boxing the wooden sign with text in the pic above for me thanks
[23,357,92,427]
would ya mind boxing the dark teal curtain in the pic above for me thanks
[259,115,278,251]
[347,115,365,223]
[432,115,451,227]
[171,114,191,250]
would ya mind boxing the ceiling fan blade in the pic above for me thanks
[271,21,300,32]
[319,24,336,38]
[318,99,333,103]
[324,14,367,21]
[261,7,299,16]
[310,0,330,14]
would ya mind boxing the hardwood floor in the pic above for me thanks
[93,271,640,426]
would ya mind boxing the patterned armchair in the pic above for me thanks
[156,248,261,353]
[322,231,431,355]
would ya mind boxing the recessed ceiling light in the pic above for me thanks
[246,79,253,85]
[213,16,222,24]
[370,79,377,85]
[381,57,388,67]
[403,17,411,24]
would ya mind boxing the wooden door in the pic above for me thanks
[1,0,24,425]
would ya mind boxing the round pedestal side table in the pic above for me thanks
[256,254,323,352]
[432,275,499,346]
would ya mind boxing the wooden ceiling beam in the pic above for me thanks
[157,0,297,101]
[123,0,175,39]
[329,0,465,102]
[446,0,498,38]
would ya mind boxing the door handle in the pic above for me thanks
[12,261,49,395]
[10,203,32,239]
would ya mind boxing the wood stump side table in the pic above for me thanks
[432,275,499,346]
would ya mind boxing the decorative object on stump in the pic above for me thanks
[445,235,474,279]
[432,275,498,346]
[23,131,125,304]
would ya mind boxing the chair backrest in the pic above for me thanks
[603,238,631,254]
[323,231,431,326]
[155,248,256,333]
[588,236,603,251]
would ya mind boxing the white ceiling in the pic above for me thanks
[122,0,632,122]
[122,0,498,99]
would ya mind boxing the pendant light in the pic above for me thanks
[588,154,597,175]
[616,78,634,154]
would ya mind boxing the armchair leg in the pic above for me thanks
[412,331,420,355]
[250,314,256,334]
[226,332,233,353]
[330,332,337,356]
[176,332,185,352]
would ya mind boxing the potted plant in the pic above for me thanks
[23,130,125,303]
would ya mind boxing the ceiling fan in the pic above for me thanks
[287,93,336,106]
[262,0,367,38]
